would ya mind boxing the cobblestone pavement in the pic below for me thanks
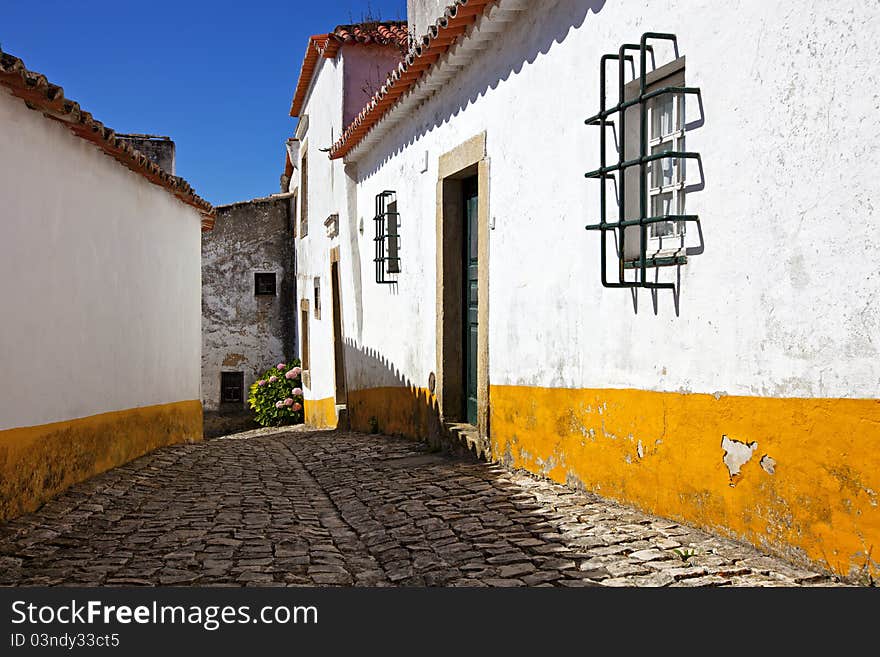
[0,428,849,587]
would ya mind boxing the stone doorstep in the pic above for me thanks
[335,405,350,431]
[440,422,491,461]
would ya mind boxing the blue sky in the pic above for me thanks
[2,0,407,205]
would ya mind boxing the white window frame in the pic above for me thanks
[647,90,686,250]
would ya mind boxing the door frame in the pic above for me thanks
[462,175,479,426]
[330,246,347,405]
[436,132,490,438]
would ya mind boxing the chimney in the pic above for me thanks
[116,134,176,175]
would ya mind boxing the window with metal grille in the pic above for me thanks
[300,301,311,373]
[314,277,321,319]
[254,272,276,296]
[220,371,244,404]
[300,147,309,238]
[584,32,704,290]
[373,190,401,284]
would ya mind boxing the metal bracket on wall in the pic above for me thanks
[584,32,704,290]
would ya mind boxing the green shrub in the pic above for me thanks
[247,359,305,427]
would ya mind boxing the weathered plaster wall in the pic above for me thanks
[0,88,203,519]
[201,195,295,420]
[298,0,880,578]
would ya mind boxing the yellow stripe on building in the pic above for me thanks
[304,397,339,429]
[490,385,880,580]
[0,401,202,522]
[347,387,437,437]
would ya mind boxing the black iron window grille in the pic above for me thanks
[373,190,401,284]
[220,371,244,404]
[254,272,276,296]
[584,32,704,290]
[314,277,321,319]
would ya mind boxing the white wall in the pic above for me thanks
[295,53,348,403]
[0,88,203,430]
[335,0,880,400]
[297,40,439,404]
[407,0,451,39]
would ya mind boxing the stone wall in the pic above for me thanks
[116,134,176,175]
[201,194,296,435]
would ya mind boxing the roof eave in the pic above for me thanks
[0,49,216,227]
[330,0,530,162]
[289,22,410,118]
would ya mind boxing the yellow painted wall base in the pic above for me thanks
[347,386,439,438]
[304,397,338,429]
[0,400,202,522]
[490,385,880,580]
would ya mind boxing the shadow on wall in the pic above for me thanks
[343,163,365,342]
[356,0,608,178]
[341,338,446,451]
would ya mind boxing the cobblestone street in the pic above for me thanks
[0,428,847,587]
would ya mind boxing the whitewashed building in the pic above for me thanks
[288,0,880,580]
[286,21,411,428]
[0,50,212,520]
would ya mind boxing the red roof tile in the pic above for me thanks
[289,21,409,118]
[323,22,410,57]
[0,49,215,230]
[329,0,498,160]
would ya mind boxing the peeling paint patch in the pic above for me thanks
[637,440,645,459]
[760,454,777,475]
[222,353,247,367]
[565,471,586,492]
[721,435,758,485]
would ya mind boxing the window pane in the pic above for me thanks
[651,144,674,188]
[676,93,684,132]
[651,193,674,237]
[652,95,675,137]
[387,200,400,274]
[676,134,686,183]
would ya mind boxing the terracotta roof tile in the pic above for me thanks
[326,22,410,54]
[0,49,215,230]
[290,21,409,118]
[329,0,499,159]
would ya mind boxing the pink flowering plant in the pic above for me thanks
[247,359,304,427]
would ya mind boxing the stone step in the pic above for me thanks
[441,422,491,462]
[336,405,350,431]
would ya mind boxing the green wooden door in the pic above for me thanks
[463,177,479,426]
